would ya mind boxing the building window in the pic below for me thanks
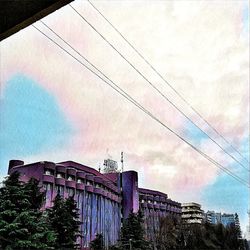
[148,200,151,204]
[154,201,157,205]
[86,181,91,186]
[141,199,145,203]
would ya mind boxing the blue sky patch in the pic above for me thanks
[0,74,73,177]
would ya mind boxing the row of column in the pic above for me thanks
[76,190,121,249]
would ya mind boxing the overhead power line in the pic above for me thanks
[87,0,249,166]
[69,4,249,172]
[33,23,249,188]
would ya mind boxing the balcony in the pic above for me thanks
[86,174,94,182]
[154,204,160,210]
[147,196,153,201]
[160,197,166,202]
[154,196,160,202]
[44,162,56,171]
[55,177,65,186]
[67,168,76,176]
[76,183,85,191]
[184,218,202,224]
[56,165,66,173]
[148,203,154,209]
[93,187,103,195]
[65,180,76,189]
[182,213,203,219]
[86,185,94,193]
[43,174,54,183]
[139,194,147,200]
[94,176,103,184]
[160,204,166,210]
[76,171,86,179]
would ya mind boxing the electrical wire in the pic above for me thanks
[69,3,249,172]
[87,0,249,165]
[33,23,249,188]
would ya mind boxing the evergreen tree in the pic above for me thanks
[234,213,242,239]
[90,234,104,250]
[119,210,151,250]
[48,194,80,249]
[0,172,56,250]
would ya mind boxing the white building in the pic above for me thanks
[181,202,204,224]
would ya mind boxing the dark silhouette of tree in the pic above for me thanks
[121,210,151,249]
[111,210,151,250]
[48,194,80,249]
[234,213,242,238]
[90,234,104,250]
[155,215,178,249]
[0,172,56,250]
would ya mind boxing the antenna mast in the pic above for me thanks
[121,151,124,172]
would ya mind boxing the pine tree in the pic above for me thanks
[0,172,56,250]
[119,210,151,250]
[234,213,242,239]
[48,195,80,249]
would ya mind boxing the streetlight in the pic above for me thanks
[129,238,132,250]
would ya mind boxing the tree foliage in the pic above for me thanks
[154,216,247,250]
[90,234,104,250]
[111,210,151,250]
[155,215,180,249]
[0,172,56,250]
[47,194,80,249]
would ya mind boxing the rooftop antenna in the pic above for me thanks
[98,163,101,172]
[121,152,124,172]
[106,148,112,159]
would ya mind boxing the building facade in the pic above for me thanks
[8,159,181,249]
[205,211,237,228]
[139,188,182,241]
[181,202,204,224]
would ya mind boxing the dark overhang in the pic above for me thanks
[0,0,74,41]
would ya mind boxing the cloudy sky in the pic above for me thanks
[0,0,249,235]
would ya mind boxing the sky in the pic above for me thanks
[0,0,249,236]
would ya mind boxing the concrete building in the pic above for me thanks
[8,159,181,249]
[181,202,204,224]
[204,211,237,227]
[221,213,235,227]
[205,211,222,224]
[139,188,181,241]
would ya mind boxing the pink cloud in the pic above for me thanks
[1,0,248,205]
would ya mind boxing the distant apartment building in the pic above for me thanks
[205,211,238,227]
[181,202,204,224]
[8,159,181,249]
[205,210,222,224]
